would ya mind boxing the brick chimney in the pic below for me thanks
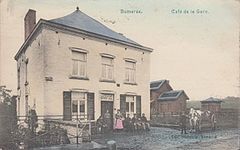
[24,9,36,40]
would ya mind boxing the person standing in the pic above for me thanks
[211,112,216,131]
[114,109,124,131]
[179,111,188,134]
[104,110,112,131]
[124,114,132,132]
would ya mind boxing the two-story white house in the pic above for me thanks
[15,8,153,124]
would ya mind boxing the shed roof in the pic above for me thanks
[201,97,223,103]
[150,80,171,90]
[158,90,189,101]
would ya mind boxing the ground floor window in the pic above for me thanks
[126,95,135,117]
[71,91,87,119]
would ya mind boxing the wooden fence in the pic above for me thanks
[150,108,238,129]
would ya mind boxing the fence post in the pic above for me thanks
[107,140,116,150]
[89,120,91,141]
[76,114,79,145]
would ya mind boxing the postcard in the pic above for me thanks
[0,0,239,149]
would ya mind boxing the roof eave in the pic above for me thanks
[157,98,177,101]
[45,20,153,52]
[14,19,45,60]
[200,101,223,103]
[15,19,153,60]
[158,90,189,100]
[150,80,167,90]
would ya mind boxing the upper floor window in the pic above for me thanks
[72,51,87,77]
[101,56,114,81]
[17,67,20,89]
[125,60,136,83]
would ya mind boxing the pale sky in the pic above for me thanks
[0,0,239,100]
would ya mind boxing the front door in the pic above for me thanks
[101,101,113,129]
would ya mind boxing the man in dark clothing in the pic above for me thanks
[124,114,132,132]
[132,114,140,131]
[179,111,188,134]
[140,113,150,131]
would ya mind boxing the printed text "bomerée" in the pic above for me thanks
[120,9,143,14]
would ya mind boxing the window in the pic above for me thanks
[25,95,29,116]
[72,51,87,77]
[71,92,87,119]
[130,102,134,112]
[101,56,114,80]
[125,61,136,83]
[79,101,85,113]
[17,68,20,89]
[126,95,135,117]
[24,57,28,85]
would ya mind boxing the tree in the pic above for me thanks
[0,86,17,149]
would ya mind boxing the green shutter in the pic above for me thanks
[136,95,141,116]
[120,94,126,117]
[63,91,72,121]
[87,93,95,120]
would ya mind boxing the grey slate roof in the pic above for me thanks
[49,9,141,46]
[150,80,168,90]
[201,97,223,103]
[158,90,188,101]
[15,8,153,60]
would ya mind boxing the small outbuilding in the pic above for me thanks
[156,90,189,115]
[150,80,173,115]
[201,97,223,112]
[150,80,189,116]
[150,80,173,102]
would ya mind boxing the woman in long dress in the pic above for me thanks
[114,109,124,131]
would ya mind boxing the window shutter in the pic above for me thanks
[136,95,141,116]
[120,94,126,117]
[87,93,95,120]
[63,91,72,121]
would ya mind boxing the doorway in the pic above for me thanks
[101,101,113,129]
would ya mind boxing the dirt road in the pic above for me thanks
[174,136,239,150]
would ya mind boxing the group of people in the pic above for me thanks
[179,109,217,134]
[123,113,150,132]
[96,109,150,134]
